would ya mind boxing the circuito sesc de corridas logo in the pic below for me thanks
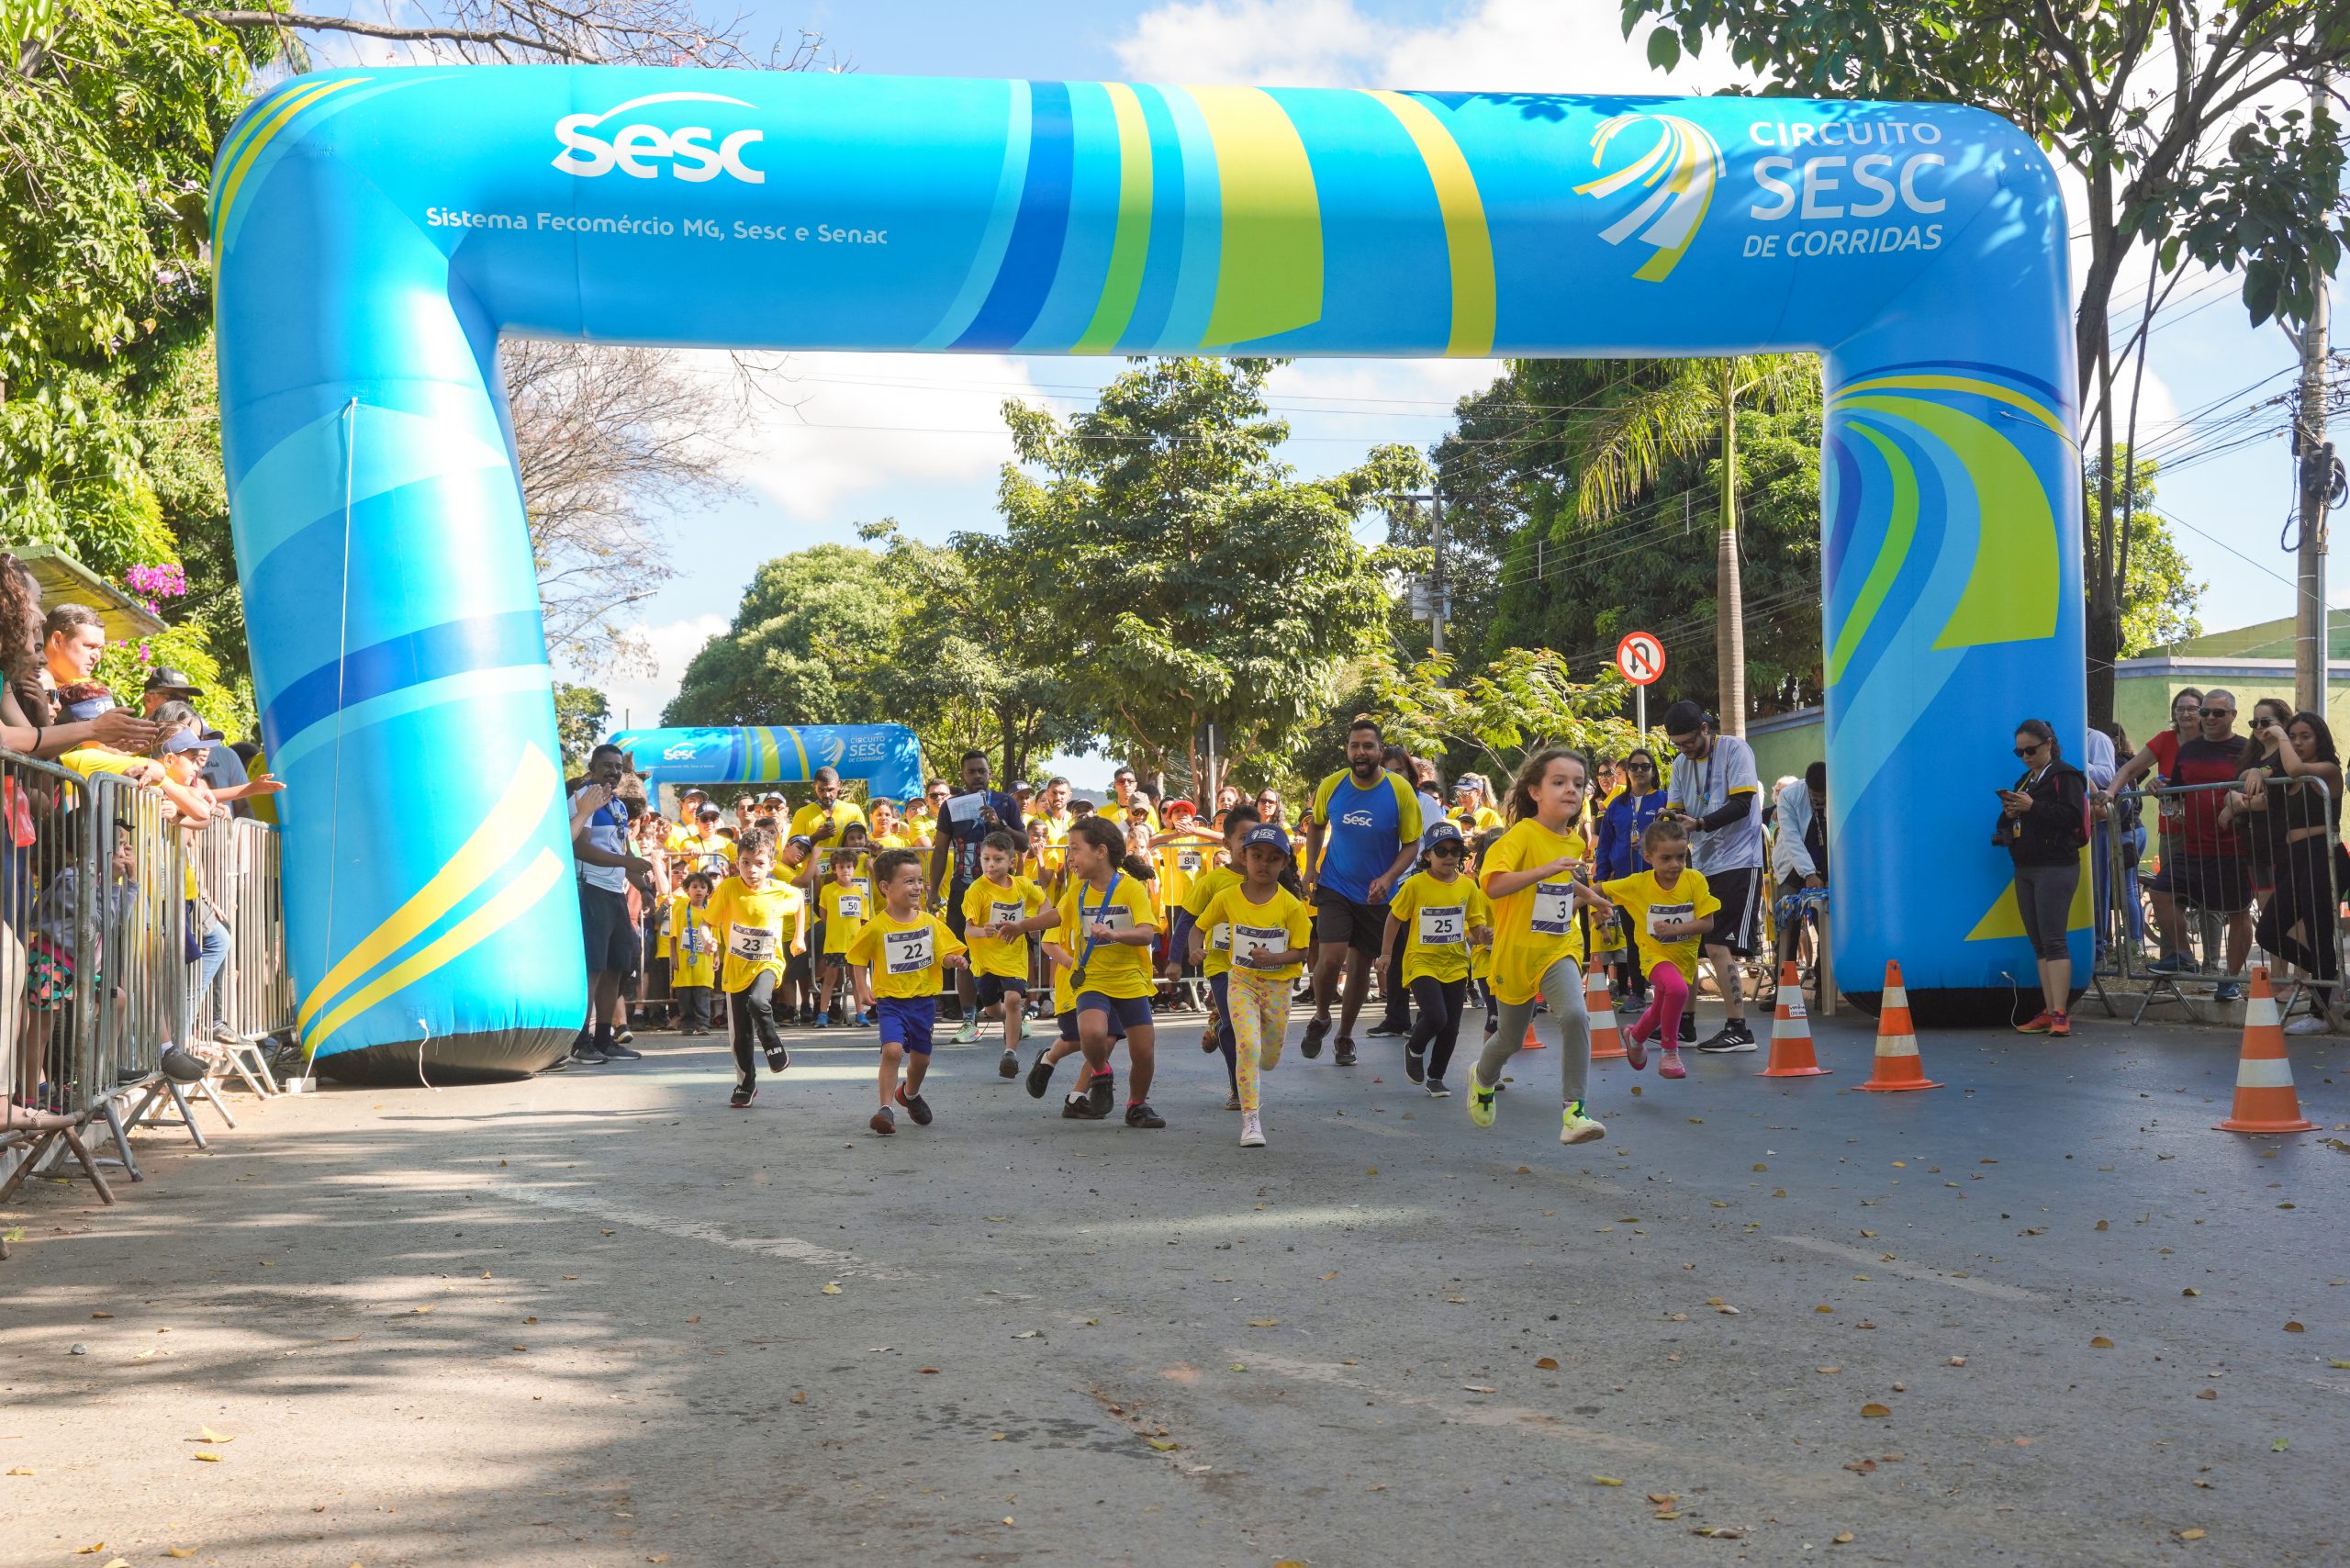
[1573,112,1722,283]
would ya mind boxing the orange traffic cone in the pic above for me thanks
[1758,959,1830,1078]
[1586,957,1626,1061]
[1858,959,1941,1092]
[2215,967,2316,1134]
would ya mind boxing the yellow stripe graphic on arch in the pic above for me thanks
[1365,91,1495,357]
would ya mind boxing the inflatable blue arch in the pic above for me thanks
[214,66,2083,1081]
[608,723,927,801]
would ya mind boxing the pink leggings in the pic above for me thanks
[1630,962,1688,1047]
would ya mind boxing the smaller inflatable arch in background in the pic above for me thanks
[605,723,929,804]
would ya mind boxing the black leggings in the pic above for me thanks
[728,972,786,1079]
[1406,975,1467,1081]
[2256,838,2339,987]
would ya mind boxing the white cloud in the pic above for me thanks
[1113,0,1741,94]
[583,612,727,733]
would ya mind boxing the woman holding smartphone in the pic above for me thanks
[1996,719,2089,1036]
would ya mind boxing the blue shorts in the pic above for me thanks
[1058,1007,1127,1044]
[1076,991,1154,1030]
[974,971,1026,1007]
[877,996,937,1055]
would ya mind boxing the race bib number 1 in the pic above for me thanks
[1530,881,1575,935]
[727,923,775,962]
[1417,904,1466,946]
[884,926,934,976]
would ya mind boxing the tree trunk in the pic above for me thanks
[1717,364,1746,736]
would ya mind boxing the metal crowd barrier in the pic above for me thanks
[2,754,295,1214]
[2098,774,2340,1026]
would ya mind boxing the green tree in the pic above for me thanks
[1621,0,2350,722]
[663,543,908,731]
[998,358,1426,798]
[553,682,610,772]
[2085,453,2203,656]
[1364,648,1646,789]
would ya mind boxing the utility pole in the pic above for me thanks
[2295,67,2333,715]
[1428,487,1447,656]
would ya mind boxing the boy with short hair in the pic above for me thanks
[1016,815,1166,1128]
[667,869,719,1036]
[844,847,968,1136]
[960,829,1046,1072]
[705,828,809,1107]
[815,845,872,1029]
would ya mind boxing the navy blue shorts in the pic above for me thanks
[1076,991,1154,1030]
[1058,1006,1127,1043]
[877,996,937,1055]
[974,971,1026,1007]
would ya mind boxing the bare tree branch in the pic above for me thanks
[188,11,591,59]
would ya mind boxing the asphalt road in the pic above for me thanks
[4,998,2346,1567]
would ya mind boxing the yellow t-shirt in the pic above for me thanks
[704,875,807,991]
[1156,832,1217,913]
[961,874,1046,980]
[1195,882,1312,984]
[1453,804,1504,835]
[789,799,867,851]
[666,892,718,988]
[1388,868,1495,986]
[1599,869,1719,981]
[845,908,966,1000]
[1181,864,1242,978]
[58,746,148,779]
[1479,818,1588,1005]
[1053,871,1159,1001]
[818,877,871,957]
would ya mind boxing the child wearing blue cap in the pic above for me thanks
[1193,822,1313,1148]
[1381,820,1495,1097]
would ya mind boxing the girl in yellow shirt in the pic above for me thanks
[1599,815,1719,1082]
[815,852,873,1030]
[666,870,720,1035]
[1466,748,1614,1145]
[1380,821,1495,1099]
[1192,822,1313,1148]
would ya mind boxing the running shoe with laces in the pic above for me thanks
[2015,1010,2055,1035]
[1333,1037,1359,1067]
[955,1017,981,1046]
[1024,1049,1057,1099]
[603,1039,643,1060]
[1695,1019,1757,1054]
[1125,1102,1166,1128]
[869,1106,896,1135]
[1239,1112,1265,1147]
[571,1042,609,1066]
[1560,1100,1606,1145]
[999,1048,1021,1078]
[1404,1042,1427,1083]
[2285,1014,2331,1036]
[894,1086,934,1126]
[1063,1091,1106,1119]
[811,1014,832,1030]
[1019,1014,1037,1039]
[1659,1048,1686,1080]
[729,1078,756,1108]
[2047,1012,2072,1037]
[1087,1071,1116,1118]
[2212,981,2244,1003]
[1465,1069,1498,1128]
[1366,1020,1405,1038]
[1301,1015,1330,1058]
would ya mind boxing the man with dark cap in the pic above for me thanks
[142,666,283,816]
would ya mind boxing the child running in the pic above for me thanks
[1018,816,1166,1128]
[1380,821,1495,1098]
[814,845,871,1028]
[1175,803,1259,1110]
[705,828,809,1107]
[962,829,1046,1078]
[843,847,968,1136]
[1466,748,1615,1145]
[667,869,719,1036]
[1192,822,1313,1147]
[1599,815,1718,1080]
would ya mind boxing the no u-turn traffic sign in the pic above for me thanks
[1616,631,1665,687]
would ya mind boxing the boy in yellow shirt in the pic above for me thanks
[1013,816,1167,1128]
[844,847,968,1137]
[666,869,720,1036]
[705,828,810,1108]
[958,830,1046,1073]
[1380,822,1495,1099]
[1192,823,1313,1148]
[814,848,873,1030]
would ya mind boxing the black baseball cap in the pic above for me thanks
[1661,700,1709,735]
[143,666,203,697]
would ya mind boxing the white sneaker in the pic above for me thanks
[1239,1112,1266,1148]
[954,1018,980,1045]
[2285,1014,2331,1036]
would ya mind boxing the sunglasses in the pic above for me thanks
[1626,761,1655,772]
[2199,707,2234,718]
[1429,844,1465,857]
[2013,743,2044,757]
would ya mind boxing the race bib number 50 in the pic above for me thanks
[1417,904,1466,946]
[884,926,934,976]
[1530,881,1575,935]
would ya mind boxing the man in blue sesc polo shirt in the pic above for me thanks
[1301,714,1422,1067]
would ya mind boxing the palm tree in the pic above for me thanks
[1573,355,1821,735]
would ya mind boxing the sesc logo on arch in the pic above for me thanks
[552,91,764,184]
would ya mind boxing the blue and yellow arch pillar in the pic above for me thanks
[215,72,2079,1076]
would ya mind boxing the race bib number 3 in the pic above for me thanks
[1417,904,1466,946]
[1209,922,1231,951]
[1646,902,1694,937]
[884,926,934,976]
[727,923,775,962]
[1231,924,1285,964]
[1530,881,1575,935]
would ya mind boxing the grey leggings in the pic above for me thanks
[1473,955,1591,1108]
[2013,861,2078,962]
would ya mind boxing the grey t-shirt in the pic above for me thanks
[1665,733,1764,874]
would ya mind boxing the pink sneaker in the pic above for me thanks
[1624,1031,1648,1072]
[1659,1049,1686,1080]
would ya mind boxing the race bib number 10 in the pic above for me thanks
[1417,904,1466,945]
[884,926,934,976]
[1646,902,1694,937]
[1530,881,1575,935]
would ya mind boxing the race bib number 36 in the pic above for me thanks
[1417,904,1466,945]
[884,926,934,976]
[1231,924,1285,964]
[1530,881,1575,935]
[990,901,1025,929]
[727,923,775,962]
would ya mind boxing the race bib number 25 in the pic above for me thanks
[1417,904,1465,945]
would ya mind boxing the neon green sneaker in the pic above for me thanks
[1560,1100,1606,1146]
[1466,1069,1498,1129]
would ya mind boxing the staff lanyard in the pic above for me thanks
[1072,869,1124,985]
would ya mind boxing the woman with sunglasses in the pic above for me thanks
[1996,719,2089,1036]
[1595,748,1668,1014]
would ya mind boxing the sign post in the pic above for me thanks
[1615,631,1666,734]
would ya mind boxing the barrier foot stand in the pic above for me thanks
[0,1132,55,1204]
[162,1082,210,1150]
[2131,970,2195,1027]
[2087,968,2119,1020]
[221,1046,269,1099]
[57,1124,117,1204]
[98,1095,145,1183]
[195,1076,238,1132]
[242,1040,282,1096]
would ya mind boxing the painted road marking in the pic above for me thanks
[1774,1235,2036,1302]
[498,1183,915,1280]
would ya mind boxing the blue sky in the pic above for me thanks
[310,4,2330,780]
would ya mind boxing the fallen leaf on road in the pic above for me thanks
[1012,1330,1043,1339]
[2284,1321,2305,1333]
[2177,1528,2206,1540]
[1861,1404,1891,1418]
[1716,1305,1740,1315]
[985,1216,1011,1223]
[1592,1475,1624,1486]
[919,1366,939,1374]
[2197,1388,2218,1400]
[2095,1219,2109,1230]
[1817,1366,1841,1374]
[1231,1364,1247,1372]
[1448,1296,1469,1305]
[193,1451,222,1462]
[2271,1439,2289,1451]
[821,1282,843,1295]
[1516,1166,1531,1174]
[1536,1357,1559,1371]
[90,1311,111,1319]
[1845,1459,1876,1473]
[166,1551,194,1559]
[1146,1439,1179,1451]
[410,1305,431,1315]
[1321,1271,1337,1281]
[2091,1337,2115,1349]
[1752,1163,1767,1171]
[1859,1231,1876,1239]
[1816,1305,1833,1314]
[685,1316,699,1323]
[6,1468,30,1476]
[1949,1357,1966,1367]
[790,1392,806,1404]
[1832,1532,1854,1544]
[1462,1384,1496,1394]
[1648,1492,1676,1506]
[1367,1167,1379,1175]
[1694,1526,1744,1539]
[989,1432,1006,1439]
[1248,1320,1279,1328]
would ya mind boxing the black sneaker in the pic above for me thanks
[764,1042,790,1073]
[602,1040,643,1061]
[999,1048,1020,1079]
[571,1043,609,1066]
[1087,1072,1116,1118]
[1301,1015,1330,1058]
[1695,1019,1758,1054]
[1426,1077,1450,1098]
[895,1087,934,1126]
[1366,1020,1405,1038]
[1063,1091,1107,1120]
[1334,1037,1359,1067]
[1125,1102,1166,1128]
[796,1010,818,1027]
[869,1106,896,1136]
[729,1079,756,1108]
[1025,1050,1057,1099]
[614,1029,634,1046]
[1680,1012,1697,1045]
[1404,1042,1427,1083]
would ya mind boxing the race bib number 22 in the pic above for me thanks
[884,926,935,976]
